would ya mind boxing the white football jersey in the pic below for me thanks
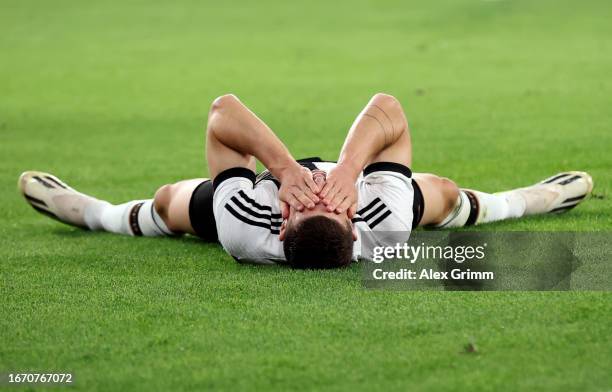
[212,161,414,264]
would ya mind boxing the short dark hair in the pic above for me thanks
[283,215,353,269]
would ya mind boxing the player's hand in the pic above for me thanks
[319,164,358,218]
[278,164,320,217]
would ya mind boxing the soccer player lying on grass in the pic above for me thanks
[19,93,593,269]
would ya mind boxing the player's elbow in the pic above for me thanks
[210,94,240,115]
[370,93,408,133]
[207,94,240,137]
[371,93,402,111]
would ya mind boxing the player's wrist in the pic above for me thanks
[274,159,302,182]
[335,160,362,181]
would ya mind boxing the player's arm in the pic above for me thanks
[206,94,319,211]
[320,93,411,214]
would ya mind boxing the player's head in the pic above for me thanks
[280,202,356,269]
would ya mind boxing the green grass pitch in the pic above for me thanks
[1,0,611,390]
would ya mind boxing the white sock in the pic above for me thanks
[83,199,174,236]
[436,189,526,228]
[474,190,526,223]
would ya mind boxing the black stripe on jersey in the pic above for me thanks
[238,190,282,218]
[225,204,280,234]
[299,161,318,171]
[355,198,393,228]
[369,210,392,229]
[362,203,386,222]
[296,157,325,164]
[255,172,281,188]
[357,198,381,216]
[363,162,412,179]
[24,194,47,207]
[212,167,256,191]
[230,196,282,226]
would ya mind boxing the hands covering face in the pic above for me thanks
[318,166,357,218]
[278,165,320,218]
[279,165,357,219]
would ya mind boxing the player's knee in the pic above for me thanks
[153,184,174,222]
[438,177,460,215]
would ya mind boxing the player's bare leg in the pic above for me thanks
[413,171,594,228]
[150,179,209,235]
[18,171,206,237]
[412,174,460,226]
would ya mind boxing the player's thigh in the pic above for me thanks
[413,173,459,226]
[154,179,207,235]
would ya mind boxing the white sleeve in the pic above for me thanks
[356,162,414,233]
[354,162,415,260]
[212,168,284,263]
